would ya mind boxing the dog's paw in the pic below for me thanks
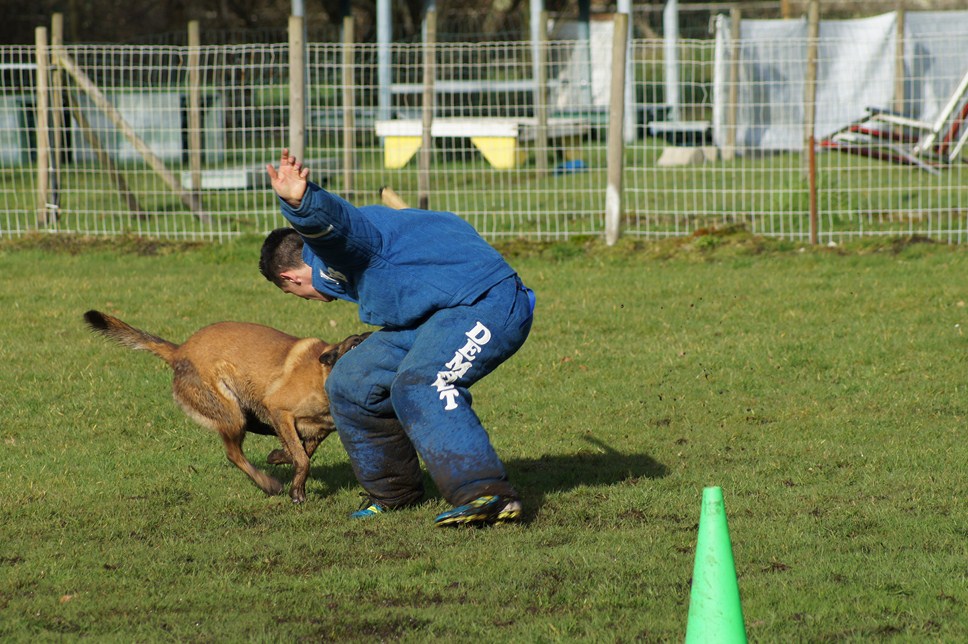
[290,488,306,504]
[264,478,285,496]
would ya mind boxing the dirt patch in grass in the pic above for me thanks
[1,228,959,262]
[0,232,205,256]
[493,225,960,262]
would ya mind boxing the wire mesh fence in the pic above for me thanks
[2,9,968,243]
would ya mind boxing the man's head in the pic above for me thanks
[260,227,304,286]
[260,228,333,301]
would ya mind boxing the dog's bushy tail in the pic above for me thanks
[83,310,179,365]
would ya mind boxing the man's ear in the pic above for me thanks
[279,270,301,285]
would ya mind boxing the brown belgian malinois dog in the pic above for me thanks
[83,310,368,503]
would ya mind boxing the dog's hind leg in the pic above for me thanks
[219,431,285,496]
[171,360,284,497]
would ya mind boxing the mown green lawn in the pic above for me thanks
[0,232,965,641]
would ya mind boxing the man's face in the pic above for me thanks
[279,264,335,302]
[279,281,333,301]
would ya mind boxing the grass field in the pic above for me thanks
[1,231,966,641]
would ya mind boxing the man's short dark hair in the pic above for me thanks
[259,228,305,287]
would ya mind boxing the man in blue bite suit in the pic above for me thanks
[259,149,535,527]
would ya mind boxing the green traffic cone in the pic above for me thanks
[685,486,747,643]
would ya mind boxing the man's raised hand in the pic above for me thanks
[266,148,310,207]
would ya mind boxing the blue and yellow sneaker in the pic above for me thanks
[350,497,389,519]
[433,495,522,527]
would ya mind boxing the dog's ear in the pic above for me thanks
[318,346,340,367]
[318,332,371,367]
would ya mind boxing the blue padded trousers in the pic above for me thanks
[325,274,534,508]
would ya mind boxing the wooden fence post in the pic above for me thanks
[894,1,906,115]
[288,15,305,162]
[804,0,820,245]
[534,11,549,175]
[418,10,436,210]
[342,15,356,198]
[187,20,203,210]
[605,13,629,246]
[50,13,65,222]
[35,26,51,226]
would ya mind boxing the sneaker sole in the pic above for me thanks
[434,497,522,527]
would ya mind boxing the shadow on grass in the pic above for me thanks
[508,436,669,517]
[510,436,668,489]
[272,436,668,513]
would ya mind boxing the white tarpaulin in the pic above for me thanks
[552,17,615,110]
[713,11,968,152]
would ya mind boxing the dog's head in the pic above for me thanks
[319,332,372,367]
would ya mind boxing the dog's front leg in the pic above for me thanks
[272,412,311,503]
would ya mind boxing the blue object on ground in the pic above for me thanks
[554,159,587,175]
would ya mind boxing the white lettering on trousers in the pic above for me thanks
[432,322,491,411]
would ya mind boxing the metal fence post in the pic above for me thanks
[723,9,741,162]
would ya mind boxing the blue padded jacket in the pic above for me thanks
[279,182,515,328]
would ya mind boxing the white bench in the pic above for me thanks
[180,159,336,190]
[374,117,589,169]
